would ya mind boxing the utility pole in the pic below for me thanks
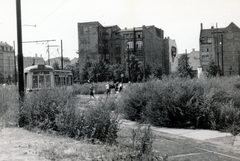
[61,40,63,69]
[128,45,130,82]
[221,34,224,75]
[23,39,56,66]
[13,41,17,85]
[133,27,136,55]
[16,0,24,100]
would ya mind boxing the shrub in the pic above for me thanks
[119,76,240,135]
[20,87,120,143]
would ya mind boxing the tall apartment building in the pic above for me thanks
[199,22,240,76]
[0,42,15,83]
[77,21,177,80]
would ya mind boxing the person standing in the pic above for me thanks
[106,82,110,95]
[115,82,119,93]
[90,84,95,98]
[119,82,123,92]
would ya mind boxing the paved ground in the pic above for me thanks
[119,119,240,161]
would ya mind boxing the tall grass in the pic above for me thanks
[119,76,240,135]
[0,85,19,127]
[72,82,107,95]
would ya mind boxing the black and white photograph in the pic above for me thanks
[1,0,240,160]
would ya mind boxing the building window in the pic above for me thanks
[136,32,142,38]
[106,54,110,60]
[136,41,143,49]
[207,37,212,43]
[130,34,133,39]
[126,34,130,39]
[127,42,134,49]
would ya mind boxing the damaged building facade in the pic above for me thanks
[77,21,177,80]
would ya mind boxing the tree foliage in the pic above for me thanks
[108,63,125,82]
[52,61,60,70]
[150,62,164,79]
[206,61,218,77]
[177,54,194,78]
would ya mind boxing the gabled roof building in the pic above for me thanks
[199,22,240,76]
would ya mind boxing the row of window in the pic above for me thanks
[0,46,14,52]
[201,55,209,62]
[127,41,143,49]
[123,32,142,39]
[200,37,212,44]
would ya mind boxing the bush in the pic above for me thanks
[20,87,120,144]
[119,76,240,135]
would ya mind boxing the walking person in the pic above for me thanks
[115,82,119,94]
[90,83,95,98]
[119,82,123,92]
[106,82,110,95]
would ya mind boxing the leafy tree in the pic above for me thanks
[206,61,218,77]
[81,56,93,81]
[177,54,194,78]
[94,59,109,82]
[108,63,125,82]
[150,62,164,79]
[65,60,80,83]
[52,61,60,70]
[127,54,142,82]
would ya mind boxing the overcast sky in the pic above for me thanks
[1,0,240,60]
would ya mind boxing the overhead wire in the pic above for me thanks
[37,0,69,26]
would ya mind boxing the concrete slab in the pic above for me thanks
[152,127,232,141]
[233,135,240,146]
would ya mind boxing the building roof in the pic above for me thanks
[50,57,71,62]
[0,41,12,47]
[200,22,240,37]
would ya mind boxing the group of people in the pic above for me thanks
[89,81,123,98]
[106,81,123,95]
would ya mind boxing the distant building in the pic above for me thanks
[0,42,15,83]
[49,57,71,69]
[174,49,200,76]
[199,22,240,76]
[24,54,45,69]
[70,57,78,65]
[77,21,177,80]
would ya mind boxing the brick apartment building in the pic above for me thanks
[0,42,15,83]
[199,22,240,76]
[77,21,177,80]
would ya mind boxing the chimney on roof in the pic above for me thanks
[192,48,195,52]
[216,23,218,28]
[211,26,214,29]
[40,54,42,57]
[125,27,127,30]
[35,53,37,57]
[200,23,203,30]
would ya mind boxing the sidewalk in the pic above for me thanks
[120,119,240,148]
